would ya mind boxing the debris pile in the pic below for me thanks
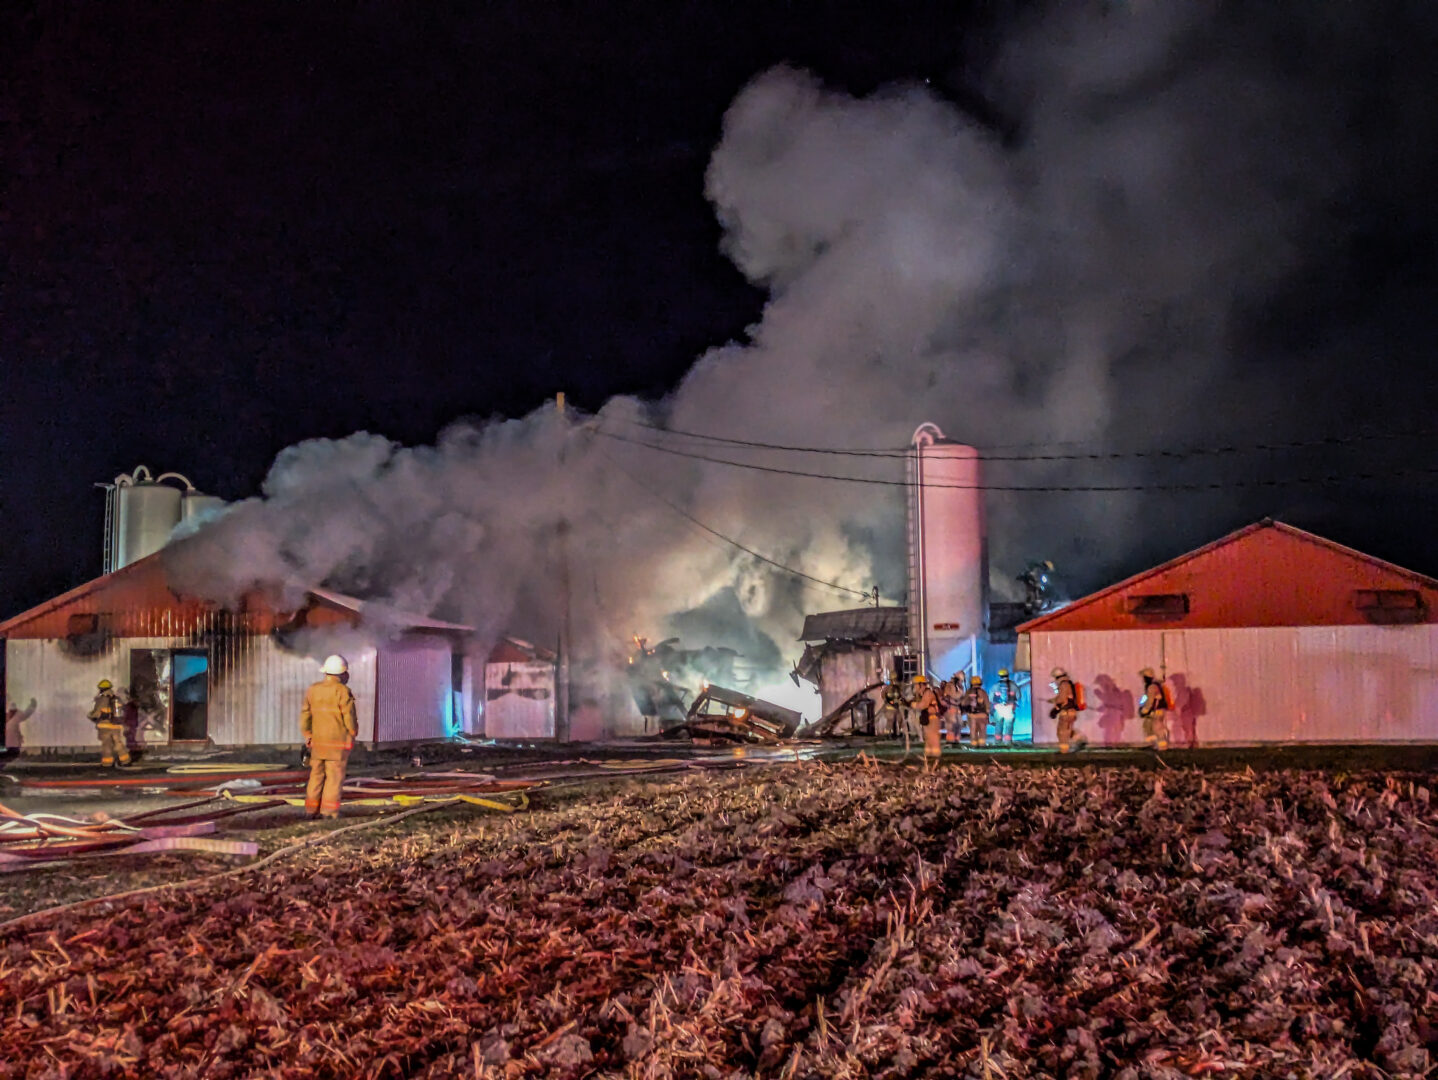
[2,764,1435,1076]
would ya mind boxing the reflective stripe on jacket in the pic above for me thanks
[91,691,124,728]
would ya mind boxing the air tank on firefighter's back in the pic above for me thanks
[906,423,987,683]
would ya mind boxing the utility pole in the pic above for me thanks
[555,392,572,743]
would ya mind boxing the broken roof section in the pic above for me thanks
[799,606,908,644]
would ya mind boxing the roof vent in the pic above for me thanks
[1353,589,1425,625]
[1125,593,1190,619]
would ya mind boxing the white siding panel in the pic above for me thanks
[484,661,555,739]
[1030,626,1438,745]
[4,635,380,750]
[6,639,111,750]
[210,640,377,747]
[374,637,451,744]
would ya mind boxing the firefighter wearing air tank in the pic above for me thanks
[881,679,908,737]
[1049,667,1087,753]
[88,679,130,767]
[1138,668,1172,751]
[301,654,359,820]
[958,675,992,747]
[912,675,944,771]
[992,669,1018,745]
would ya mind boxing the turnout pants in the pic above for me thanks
[97,724,130,766]
[1142,709,1169,748]
[1056,709,1080,752]
[305,754,348,817]
[968,712,990,746]
[994,704,1016,743]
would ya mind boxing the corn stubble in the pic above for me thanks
[2,763,1436,1078]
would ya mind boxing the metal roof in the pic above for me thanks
[0,554,474,639]
[798,606,909,643]
[307,588,473,633]
[1018,519,1438,634]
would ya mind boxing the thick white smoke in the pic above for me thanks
[165,4,1378,719]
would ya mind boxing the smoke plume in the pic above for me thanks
[165,3,1433,717]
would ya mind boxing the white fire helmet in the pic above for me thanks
[1051,667,1067,680]
[322,654,349,676]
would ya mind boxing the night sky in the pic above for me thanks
[4,2,1438,619]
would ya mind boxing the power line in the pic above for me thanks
[595,426,1438,492]
[599,451,871,600]
[618,417,1432,464]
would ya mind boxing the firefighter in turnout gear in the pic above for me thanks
[300,655,359,819]
[942,676,963,743]
[992,669,1018,744]
[881,679,908,737]
[912,675,944,772]
[1049,667,1086,753]
[1138,668,1171,751]
[958,675,992,747]
[88,680,130,767]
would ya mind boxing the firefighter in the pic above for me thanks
[959,675,992,746]
[942,676,963,743]
[1138,667,1171,751]
[300,654,359,820]
[881,679,908,737]
[88,679,130,767]
[992,668,1018,745]
[912,675,944,772]
[1048,667,1086,753]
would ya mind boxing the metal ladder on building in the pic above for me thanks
[100,484,115,575]
[904,445,925,674]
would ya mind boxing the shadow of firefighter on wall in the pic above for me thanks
[1169,673,1207,748]
[1091,674,1134,746]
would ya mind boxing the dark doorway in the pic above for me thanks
[171,650,210,741]
[129,648,173,743]
[130,648,209,742]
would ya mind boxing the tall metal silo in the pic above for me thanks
[906,423,987,682]
[180,491,227,525]
[101,467,192,573]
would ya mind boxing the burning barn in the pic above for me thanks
[1017,519,1438,746]
[0,552,475,753]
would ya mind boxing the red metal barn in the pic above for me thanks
[1017,520,1438,746]
[0,554,474,752]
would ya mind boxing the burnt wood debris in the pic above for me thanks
[1,762,1436,1077]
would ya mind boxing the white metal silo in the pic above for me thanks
[180,491,227,525]
[906,423,987,682]
[103,467,193,572]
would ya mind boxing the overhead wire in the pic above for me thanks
[598,449,871,600]
[594,426,1436,492]
[614,417,1433,464]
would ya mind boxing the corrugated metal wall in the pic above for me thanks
[484,660,555,739]
[211,635,377,746]
[374,636,452,744]
[1030,626,1438,745]
[4,630,379,750]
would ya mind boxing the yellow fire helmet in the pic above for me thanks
[97,679,113,690]
[970,675,983,685]
[1140,667,1156,679]
[911,674,927,684]
[998,668,1009,677]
